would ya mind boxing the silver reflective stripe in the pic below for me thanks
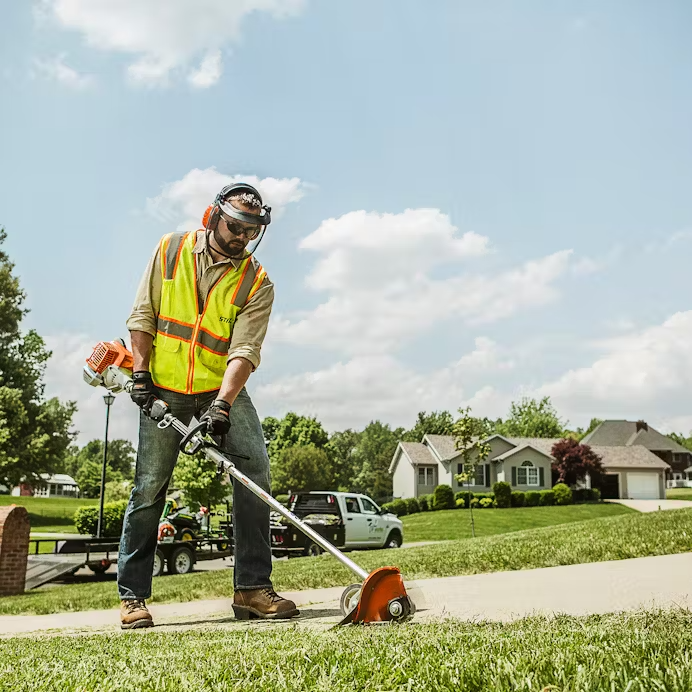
[164,233,187,280]
[157,317,194,341]
[198,330,230,355]
[231,259,259,308]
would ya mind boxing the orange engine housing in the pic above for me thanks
[86,340,134,375]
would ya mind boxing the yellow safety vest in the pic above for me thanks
[150,231,266,394]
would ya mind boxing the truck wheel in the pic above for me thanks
[168,546,194,575]
[304,542,323,557]
[152,549,165,577]
[384,531,402,549]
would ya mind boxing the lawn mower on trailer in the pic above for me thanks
[83,339,415,625]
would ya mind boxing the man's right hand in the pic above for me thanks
[130,371,156,414]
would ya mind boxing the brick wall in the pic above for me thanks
[0,505,30,596]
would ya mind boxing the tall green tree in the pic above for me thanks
[401,410,455,442]
[668,432,692,452]
[272,445,334,494]
[325,429,361,491]
[0,229,76,487]
[495,397,566,439]
[264,412,329,463]
[351,421,404,500]
[172,451,229,511]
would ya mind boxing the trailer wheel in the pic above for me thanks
[88,562,109,574]
[168,546,194,575]
[304,542,323,557]
[152,549,165,577]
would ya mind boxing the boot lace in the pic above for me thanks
[124,599,147,614]
[260,587,283,603]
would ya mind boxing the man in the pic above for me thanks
[118,182,298,629]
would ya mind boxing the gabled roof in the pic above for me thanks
[582,420,690,454]
[388,442,438,473]
[423,435,459,462]
[506,438,562,457]
[493,443,555,462]
[591,445,670,470]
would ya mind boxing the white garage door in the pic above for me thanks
[627,472,660,500]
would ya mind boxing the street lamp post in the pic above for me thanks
[97,393,116,539]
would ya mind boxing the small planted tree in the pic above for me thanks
[551,438,604,488]
[453,407,491,538]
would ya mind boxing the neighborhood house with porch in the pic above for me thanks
[389,420,680,501]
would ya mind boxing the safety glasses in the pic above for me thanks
[220,212,262,241]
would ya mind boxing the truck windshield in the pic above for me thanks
[289,493,340,518]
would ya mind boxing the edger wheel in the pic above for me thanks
[340,583,362,617]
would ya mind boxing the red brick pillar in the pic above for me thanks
[0,505,30,596]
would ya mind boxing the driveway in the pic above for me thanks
[4,552,692,635]
[606,499,692,512]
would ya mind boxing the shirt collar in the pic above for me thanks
[193,230,247,268]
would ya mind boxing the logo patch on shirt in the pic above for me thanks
[219,316,233,324]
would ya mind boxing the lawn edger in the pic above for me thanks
[83,339,415,625]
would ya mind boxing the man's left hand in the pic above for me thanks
[201,400,231,436]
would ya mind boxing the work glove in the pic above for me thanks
[201,399,232,436]
[130,371,156,414]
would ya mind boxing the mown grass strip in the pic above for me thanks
[1,610,692,691]
[1,508,691,617]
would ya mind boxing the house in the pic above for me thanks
[390,433,669,500]
[11,474,80,498]
[390,434,555,499]
[582,420,691,488]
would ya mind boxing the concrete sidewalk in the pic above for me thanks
[606,499,692,513]
[2,552,691,636]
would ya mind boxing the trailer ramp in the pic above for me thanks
[25,554,85,590]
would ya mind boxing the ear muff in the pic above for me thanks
[202,205,213,228]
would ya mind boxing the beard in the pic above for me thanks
[212,227,246,258]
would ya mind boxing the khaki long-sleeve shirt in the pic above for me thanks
[127,231,274,370]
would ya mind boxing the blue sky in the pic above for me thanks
[0,1,691,444]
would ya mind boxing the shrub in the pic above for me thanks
[511,491,526,507]
[525,491,541,507]
[470,497,479,508]
[405,497,420,514]
[381,502,395,515]
[454,491,472,508]
[473,492,495,504]
[418,494,432,511]
[479,497,494,509]
[74,500,128,537]
[493,482,512,509]
[432,484,455,511]
[592,488,601,502]
[389,499,408,517]
[553,483,573,506]
[275,494,290,506]
[539,489,556,506]
[455,498,466,508]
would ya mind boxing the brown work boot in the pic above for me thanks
[120,599,154,629]
[233,587,300,620]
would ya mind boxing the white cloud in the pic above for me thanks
[645,229,692,254]
[255,337,514,431]
[187,50,223,88]
[43,0,306,87]
[44,334,139,445]
[536,311,692,424]
[33,54,95,90]
[146,167,308,232]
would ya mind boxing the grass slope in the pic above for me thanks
[2,508,692,616]
[0,496,97,532]
[1,611,692,691]
[401,502,632,541]
[667,488,692,501]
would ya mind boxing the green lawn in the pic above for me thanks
[401,503,632,542]
[1,610,691,691]
[0,495,96,532]
[3,508,692,616]
[667,488,692,501]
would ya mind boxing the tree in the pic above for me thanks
[325,429,361,491]
[351,421,404,500]
[64,438,136,491]
[668,432,692,452]
[496,397,565,438]
[172,451,229,511]
[453,406,492,538]
[550,438,605,487]
[0,229,76,487]
[74,459,122,499]
[402,410,455,442]
[264,412,329,463]
[272,445,333,494]
[575,418,603,441]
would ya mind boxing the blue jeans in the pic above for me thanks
[117,387,272,600]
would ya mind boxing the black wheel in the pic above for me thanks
[384,531,402,549]
[88,562,109,574]
[152,549,165,577]
[168,546,194,575]
[304,542,323,557]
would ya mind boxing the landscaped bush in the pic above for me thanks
[493,482,512,509]
[275,494,289,506]
[455,498,466,508]
[539,489,556,506]
[473,492,495,505]
[389,499,408,517]
[592,488,601,502]
[511,491,526,507]
[479,497,494,508]
[553,483,573,506]
[381,502,395,515]
[74,500,128,537]
[525,491,541,507]
[454,491,472,508]
[405,497,420,514]
[470,497,479,508]
[418,495,431,511]
[432,484,455,511]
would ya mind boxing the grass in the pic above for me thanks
[401,502,632,542]
[0,495,96,532]
[1,610,692,690]
[667,488,692,501]
[3,507,692,616]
